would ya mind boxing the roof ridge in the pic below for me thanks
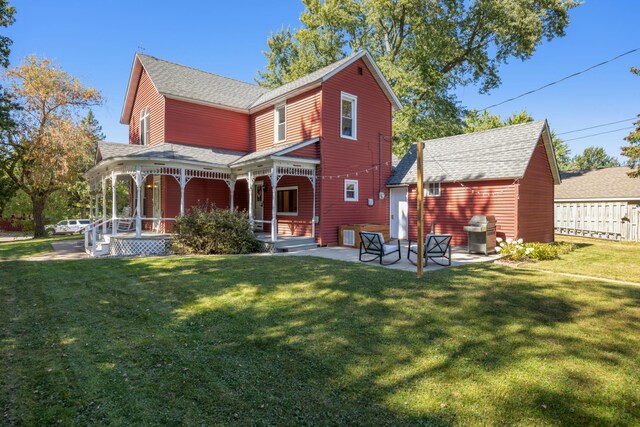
[137,53,267,91]
[421,120,545,143]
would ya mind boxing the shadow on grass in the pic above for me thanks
[1,256,639,425]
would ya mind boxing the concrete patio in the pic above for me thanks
[278,240,501,272]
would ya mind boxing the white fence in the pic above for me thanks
[554,201,640,242]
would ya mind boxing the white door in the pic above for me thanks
[390,187,408,240]
[153,175,162,231]
[253,181,264,231]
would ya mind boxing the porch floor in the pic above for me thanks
[276,241,501,272]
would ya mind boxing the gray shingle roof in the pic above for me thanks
[230,138,319,166]
[138,54,269,110]
[249,51,363,109]
[556,167,640,200]
[97,141,246,166]
[388,120,551,185]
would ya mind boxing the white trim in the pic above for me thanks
[555,197,640,202]
[340,92,357,140]
[274,102,287,143]
[344,179,359,202]
[276,186,298,216]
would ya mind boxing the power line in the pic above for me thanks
[563,126,635,142]
[557,117,639,135]
[481,47,640,110]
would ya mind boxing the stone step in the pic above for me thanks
[272,237,316,249]
[276,243,319,253]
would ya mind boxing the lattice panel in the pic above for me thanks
[109,237,172,256]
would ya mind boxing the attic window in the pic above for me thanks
[139,107,150,145]
[357,67,363,75]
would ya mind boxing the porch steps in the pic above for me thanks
[268,237,319,253]
[276,242,319,253]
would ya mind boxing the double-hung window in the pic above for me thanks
[139,107,150,145]
[340,92,357,140]
[426,182,441,197]
[275,103,286,143]
[344,179,358,202]
[277,187,298,215]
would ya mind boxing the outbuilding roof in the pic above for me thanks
[556,167,640,200]
[387,120,561,186]
[121,50,401,123]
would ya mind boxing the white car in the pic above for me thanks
[45,219,91,236]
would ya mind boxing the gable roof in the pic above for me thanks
[121,50,401,123]
[388,120,561,186]
[556,167,640,200]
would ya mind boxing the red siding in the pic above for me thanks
[407,180,518,246]
[250,87,321,151]
[129,69,165,146]
[285,142,320,159]
[164,98,251,151]
[318,58,393,245]
[517,138,555,242]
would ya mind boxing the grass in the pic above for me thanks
[527,235,640,283]
[1,251,639,425]
[0,234,82,261]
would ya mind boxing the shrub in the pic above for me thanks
[172,204,261,255]
[496,238,575,262]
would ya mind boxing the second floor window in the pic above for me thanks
[139,107,150,145]
[341,92,357,140]
[275,103,286,143]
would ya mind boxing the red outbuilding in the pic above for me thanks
[387,121,561,245]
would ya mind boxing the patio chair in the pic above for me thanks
[407,234,452,266]
[358,231,401,265]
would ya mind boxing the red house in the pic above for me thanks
[85,50,402,255]
[387,121,561,245]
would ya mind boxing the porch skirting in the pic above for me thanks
[109,235,172,257]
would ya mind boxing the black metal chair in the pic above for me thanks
[407,234,452,266]
[358,232,401,265]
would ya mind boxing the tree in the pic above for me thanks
[257,0,581,154]
[0,56,103,237]
[572,146,620,171]
[622,67,640,178]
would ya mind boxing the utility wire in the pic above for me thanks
[481,47,640,110]
[557,117,639,135]
[562,126,635,142]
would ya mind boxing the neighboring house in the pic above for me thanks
[388,121,561,245]
[85,50,401,253]
[555,167,640,241]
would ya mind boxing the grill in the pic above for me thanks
[463,215,497,255]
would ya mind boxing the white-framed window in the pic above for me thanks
[340,92,357,140]
[277,186,298,215]
[274,103,286,143]
[425,182,441,197]
[344,179,358,202]
[139,107,150,145]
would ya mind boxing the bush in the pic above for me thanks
[172,204,261,255]
[496,238,575,262]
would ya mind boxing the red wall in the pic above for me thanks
[129,69,165,146]
[250,87,322,151]
[407,180,518,246]
[318,58,393,245]
[517,138,555,243]
[165,98,251,151]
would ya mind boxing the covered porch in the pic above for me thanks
[84,141,319,256]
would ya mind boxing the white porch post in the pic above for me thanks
[111,171,117,236]
[228,177,236,211]
[311,170,317,239]
[271,166,278,242]
[135,166,142,238]
[89,194,93,222]
[179,168,186,216]
[101,178,107,234]
[248,171,254,225]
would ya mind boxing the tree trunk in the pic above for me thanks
[31,194,48,238]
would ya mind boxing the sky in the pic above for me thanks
[5,0,640,162]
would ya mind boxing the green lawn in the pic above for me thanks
[1,252,639,425]
[0,235,82,261]
[528,235,640,283]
